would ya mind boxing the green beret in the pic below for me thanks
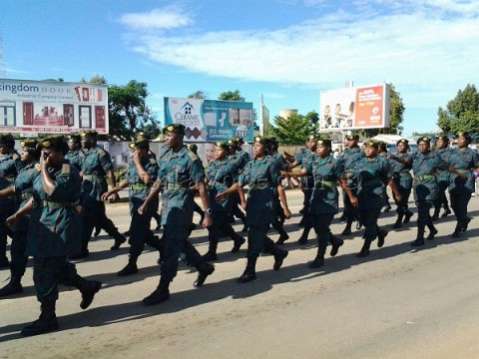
[40,136,69,154]
[456,131,471,142]
[68,134,82,143]
[396,138,409,146]
[317,139,332,148]
[133,132,149,147]
[254,136,268,146]
[162,124,185,135]
[364,139,379,148]
[21,139,38,150]
[307,134,317,141]
[215,141,229,150]
[80,130,98,138]
[417,136,431,145]
[345,134,359,141]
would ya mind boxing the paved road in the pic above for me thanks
[1,190,479,358]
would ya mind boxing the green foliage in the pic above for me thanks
[437,84,479,136]
[188,90,207,99]
[218,90,244,101]
[272,114,315,145]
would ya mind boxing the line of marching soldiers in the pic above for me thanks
[0,127,478,337]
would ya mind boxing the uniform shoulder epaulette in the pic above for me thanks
[61,163,71,175]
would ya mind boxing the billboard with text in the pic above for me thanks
[319,84,390,131]
[0,79,108,134]
[164,97,255,143]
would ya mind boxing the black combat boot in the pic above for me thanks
[0,277,23,297]
[238,256,257,283]
[462,217,471,232]
[231,235,245,253]
[21,300,58,337]
[426,224,438,240]
[273,248,288,271]
[110,232,127,250]
[76,277,102,310]
[117,257,139,276]
[452,222,462,238]
[411,225,425,246]
[377,229,388,248]
[330,235,344,257]
[143,279,170,305]
[296,225,311,245]
[309,243,327,268]
[403,210,413,224]
[393,213,404,229]
[357,239,372,258]
[203,237,218,261]
[341,220,353,235]
[194,262,215,287]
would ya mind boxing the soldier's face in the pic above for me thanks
[397,142,407,153]
[365,146,377,157]
[42,149,63,166]
[82,137,95,148]
[316,145,330,157]
[68,140,79,151]
[436,138,445,148]
[457,136,468,148]
[214,146,226,160]
[346,139,357,148]
[253,142,265,157]
[419,141,430,153]
[165,132,182,148]
[0,145,7,155]
[20,148,32,162]
[306,139,316,150]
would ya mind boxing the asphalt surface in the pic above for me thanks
[1,190,479,359]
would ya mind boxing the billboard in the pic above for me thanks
[164,97,255,142]
[319,84,390,131]
[0,79,109,134]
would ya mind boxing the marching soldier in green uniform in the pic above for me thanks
[65,134,84,172]
[337,134,363,235]
[378,141,392,212]
[389,139,413,228]
[7,136,101,336]
[202,141,245,261]
[446,132,479,237]
[103,133,164,275]
[228,137,250,232]
[432,135,452,220]
[345,140,400,257]
[0,139,40,296]
[188,144,205,227]
[76,130,126,257]
[0,134,21,268]
[138,124,215,305]
[410,136,443,246]
[266,137,290,244]
[283,139,344,267]
[217,136,290,283]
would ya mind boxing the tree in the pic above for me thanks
[218,90,244,101]
[108,80,156,140]
[360,83,405,137]
[188,90,206,99]
[437,84,479,136]
[271,114,315,145]
[89,75,107,85]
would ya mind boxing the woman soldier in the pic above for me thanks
[202,141,245,261]
[389,139,413,228]
[283,139,344,267]
[410,136,443,246]
[217,136,290,283]
[7,136,101,336]
[346,140,401,257]
[0,139,40,297]
[446,132,479,237]
[432,135,452,220]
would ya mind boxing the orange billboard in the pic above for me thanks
[320,83,390,131]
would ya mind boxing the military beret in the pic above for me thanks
[162,124,185,135]
[80,130,98,138]
[21,139,38,150]
[40,136,69,154]
[345,134,359,141]
[133,132,149,147]
[456,131,471,142]
[417,136,431,145]
[307,134,317,141]
[396,138,409,146]
[188,144,198,153]
[317,139,332,148]
[68,134,82,143]
[364,139,379,148]
[254,136,268,146]
[215,141,229,150]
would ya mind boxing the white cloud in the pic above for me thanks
[123,2,479,108]
[119,7,192,30]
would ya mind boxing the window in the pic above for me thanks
[0,102,16,126]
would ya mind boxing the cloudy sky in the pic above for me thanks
[2,0,479,135]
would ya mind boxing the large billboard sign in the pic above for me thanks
[0,79,109,134]
[164,97,255,142]
[319,84,390,131]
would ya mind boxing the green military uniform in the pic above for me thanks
[79,132,124,256]
[433,138,452,219]
[352,142,391,256]
[304,140,344,267]
[65,150,83,172]
[228,138,250,230]
[410,137,444,246]
[446,137,479,236]
[294,143,315,225]
[389,139,413,228]
[0,135,22,268]
[337,139,363,234]
[203,142,244,260]
[21,136,101,337]
[237,136,288,282]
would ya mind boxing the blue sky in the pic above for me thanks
[1,0,479,136]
